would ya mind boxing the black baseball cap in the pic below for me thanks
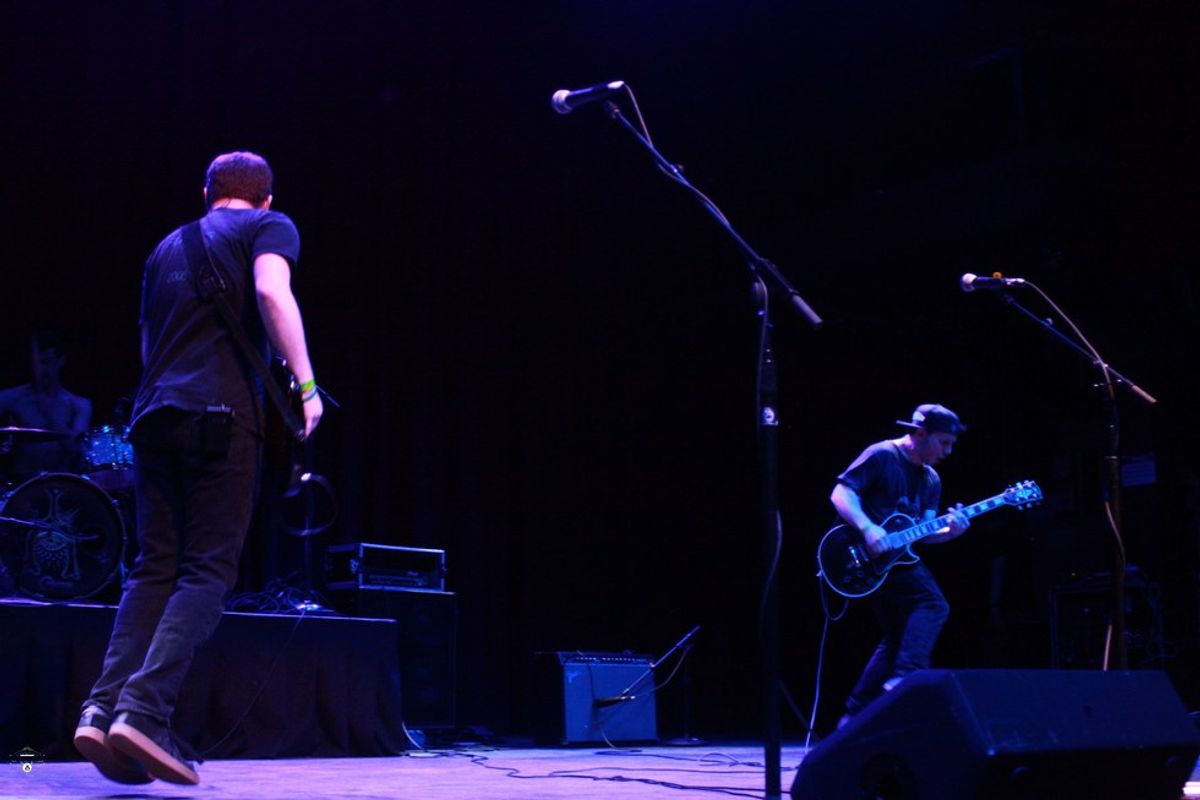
[896,403,967,435]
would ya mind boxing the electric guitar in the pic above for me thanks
[817,480,1042,598]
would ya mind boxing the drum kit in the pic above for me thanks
[0,424,135,601]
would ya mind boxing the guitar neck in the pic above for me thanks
[883,492,1009,549]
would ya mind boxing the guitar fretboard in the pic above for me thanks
[883,493,1008,549]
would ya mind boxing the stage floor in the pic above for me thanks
[9,744,1200,799]
[8,743,1200,799]
[4,743,808,799]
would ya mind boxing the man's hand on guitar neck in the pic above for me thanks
[927,503,970,544]
[862,523,891,558]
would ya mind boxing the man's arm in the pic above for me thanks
[253,252,322,439]
[831,483,891,557]
[70,397,92,437]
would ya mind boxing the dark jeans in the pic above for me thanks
[845,559,949,715]
[84,408,259,726]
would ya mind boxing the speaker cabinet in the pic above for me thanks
[353,589,457,729]
[792,669,1199,800]
[1050,571,1164,669]
[532,652,658,745]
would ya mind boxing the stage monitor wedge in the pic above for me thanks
[791,669,1200,800]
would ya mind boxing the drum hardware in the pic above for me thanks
[80,424,135,492]
[281,472,338,613]
[0,426,72,442]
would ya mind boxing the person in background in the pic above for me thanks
[0,331,92,481]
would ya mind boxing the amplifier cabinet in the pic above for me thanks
[341,587,457,730]
[532,652,658,745]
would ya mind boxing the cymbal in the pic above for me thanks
[0,426,70,441]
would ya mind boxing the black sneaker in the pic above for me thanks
[73,706,153,785]
[108,711,200,785]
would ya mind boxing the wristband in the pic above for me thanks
[302,387,320,403]
[297,378,317,393]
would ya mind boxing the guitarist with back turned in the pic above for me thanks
[830,403,970,728]
[73,152,322,786]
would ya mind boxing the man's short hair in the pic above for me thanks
[205,151,273,208]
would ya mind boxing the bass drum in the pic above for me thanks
[0,473,125,600]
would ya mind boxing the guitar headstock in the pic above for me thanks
[1003,480,1043,509]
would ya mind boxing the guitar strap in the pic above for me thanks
[179,219,304,439]
[917,464,934,513]
[892,441,927,516]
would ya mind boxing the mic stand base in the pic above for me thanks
[661,736,706,747]
[292,598,335,614]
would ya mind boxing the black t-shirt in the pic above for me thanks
[132,208,300,434]
[836,440,941,524]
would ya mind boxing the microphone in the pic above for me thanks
[593,694,636,708]
[960,272,1026,292]
[551,81,626,115]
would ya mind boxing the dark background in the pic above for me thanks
[2,1,1197,739]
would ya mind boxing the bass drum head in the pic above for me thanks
[0,473,124,600]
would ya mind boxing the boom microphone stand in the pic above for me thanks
[596,625,701,710]
[594,96,823,800]
[977,279,1156,669]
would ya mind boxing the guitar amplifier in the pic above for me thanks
[531,652,658,745]
[324,543,446,593]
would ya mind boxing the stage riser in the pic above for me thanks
[0,602,408,759]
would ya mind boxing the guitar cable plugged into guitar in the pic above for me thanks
[801,560,851,749]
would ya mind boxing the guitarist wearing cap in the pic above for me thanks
[830,403,970,727]
[74,152,322,786]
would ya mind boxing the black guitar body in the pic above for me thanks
[817,514,921,598]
